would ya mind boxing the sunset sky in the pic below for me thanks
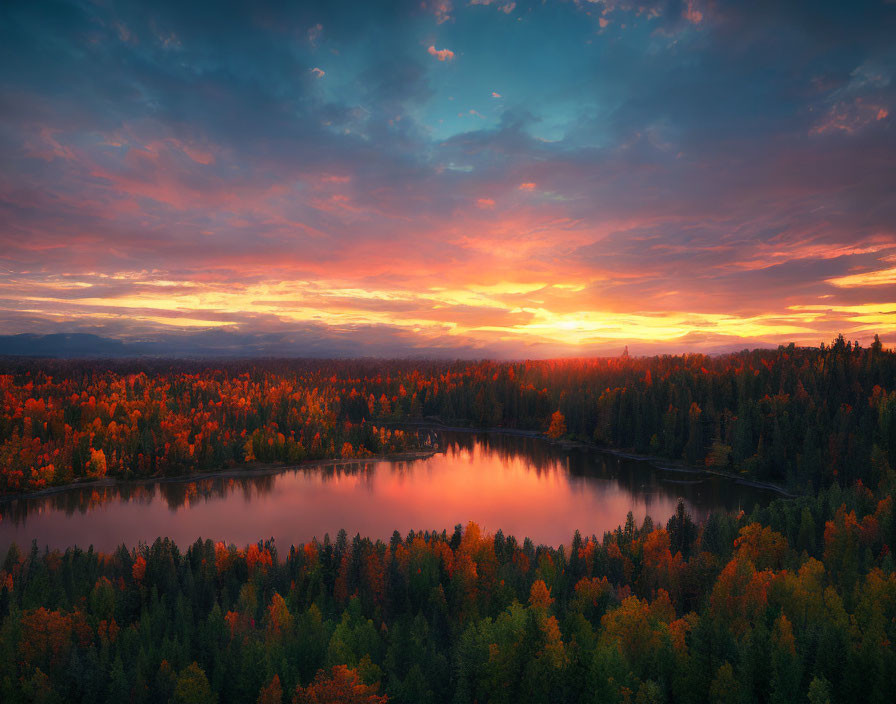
[1,0,894,357]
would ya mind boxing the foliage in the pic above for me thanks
[0,335,894,701]
[1,335,894,494]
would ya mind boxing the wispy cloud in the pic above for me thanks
[827,267,896,288]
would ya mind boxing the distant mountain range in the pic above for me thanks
[0,330,784,360]
[0,332,321,358]
[0,333,133,357]
[0,331,485,359]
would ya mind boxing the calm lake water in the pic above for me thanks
[0,431,772,552]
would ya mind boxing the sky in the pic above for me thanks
[0,0,894,358]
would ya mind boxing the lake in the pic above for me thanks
[0,430,773,552]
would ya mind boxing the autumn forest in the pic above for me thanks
[0,338,894,702]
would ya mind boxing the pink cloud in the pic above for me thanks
[428,1,453,25]
[518,182,536,191]
[310,67,325,78]
[492,91,502,98]
[476,198,495,209]
[427,45,455,62]
[470,0,515,10]
[307,23,322,46]
[683,0,703,24]
[23,127,77,162]
[170,141,216,166]
[810,98,889,135]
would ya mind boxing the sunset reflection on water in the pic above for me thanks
[0,431,770,551]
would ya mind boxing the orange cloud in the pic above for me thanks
[429,1,452,24]
[427,45,455,61]
[826,266,896,288]
[470,0,514,11]
[810,98,889,136]
[683,0,703,24]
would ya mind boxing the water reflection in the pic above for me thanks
[0,464,372,521]
[0,431,771,551]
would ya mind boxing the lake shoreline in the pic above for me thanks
[0,448,441,503]
[0,428,778,554]
[389,419,799,499]
[0,420,797,503]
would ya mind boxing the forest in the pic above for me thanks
[0,336,895,702]
[0,335,894,495]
